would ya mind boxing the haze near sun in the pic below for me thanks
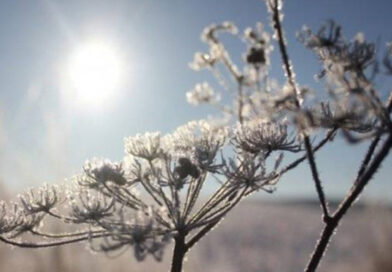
[66,41,124,110]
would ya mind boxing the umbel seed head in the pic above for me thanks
[174,157,200,181]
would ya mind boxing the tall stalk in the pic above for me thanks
[170,234,187,272]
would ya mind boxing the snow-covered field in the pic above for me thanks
[1,200,390,272]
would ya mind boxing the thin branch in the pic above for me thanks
[280,128,336,175]
[270,0,331,220]
[335,134,392,220]
[238,81,244,124]
[139,178,164,207]
[303,221,337,272]
[355,135,381,180]
[269,0,299,108]
[0,232,111,249]
[47,210,77,223]
[29,229,106,239]
[305,133,392,272]
[183,174,207,223]
[185,221,218,251]
[305,92,392,271]
[186,186,247,250]
[354,93,392,180]
[303,137,330,220]
[187,154,256,225]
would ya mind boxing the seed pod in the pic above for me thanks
[175,157,200,179]
[246,47,266,65]
[178,157,193,168]
[111,174,127,185]
[174,166,188,180]
[188,165,200,179]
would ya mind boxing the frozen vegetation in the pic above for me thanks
[1,0,392,271]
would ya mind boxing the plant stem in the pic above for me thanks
[238,81,244,124]
[303,137,330,221]
[304,221,337,272]
[171,234,187,272]
[269,0,331,222]
[304,133,392,272]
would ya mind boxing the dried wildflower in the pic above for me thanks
[165,120,227,172]
[1,3,391,272]
[19,184,58,214]
[222,153,278,190]
[298,20,376,79]
[233,120,299,154]
[14,213,45,235]
[201,22,238,44]
[82,159,128,186]
[195,22,243,81]
[311,102,375,133]
[189,52,216,70]
[69,191,115,223]
[298,21,343,49]
[89,206,170,261]
[246,47,266,66]
[125,132,164,161]
[129,210,171,261]
[0,202,24,234]
[186,82,220,106]
[173,157,200,180]
[244,23,272,70]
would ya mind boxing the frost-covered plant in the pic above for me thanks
[189,0,392,270]
[1,0,392,272]
[0,120,300,272]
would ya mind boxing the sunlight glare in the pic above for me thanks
[67,41,123,109]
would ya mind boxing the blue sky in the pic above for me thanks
[0,0,391,201]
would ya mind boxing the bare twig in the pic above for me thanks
[269,0,330,219]
[0,233,110,249]
[305,133,392,272]
[303,137,330,220]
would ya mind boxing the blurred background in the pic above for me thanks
[0,0,391,271]
[0,197,391,272]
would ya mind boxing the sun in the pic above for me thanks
[66,41,123,109]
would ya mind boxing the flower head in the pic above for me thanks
[165,120,227,170]
[186,82,220,106]
[233,120,299,154]
[19,184,58,214]
[125,132,164,161]
[82,159,128,186]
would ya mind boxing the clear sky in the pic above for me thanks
[0,0,391,201]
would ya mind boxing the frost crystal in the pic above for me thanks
[233,120,299,154]
[186,82,220,106]
[83,160,128,186]
[125,132,164,161]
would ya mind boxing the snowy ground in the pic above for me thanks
[1,200,391,272]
